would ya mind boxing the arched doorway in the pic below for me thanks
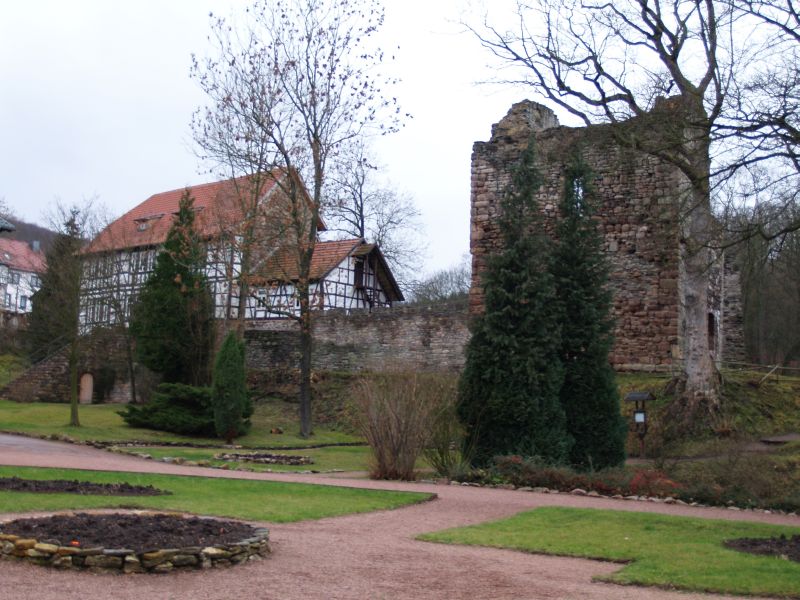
[79,373,94,404]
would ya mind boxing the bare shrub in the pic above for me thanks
[423,387,472,480]
[354,372,456,480]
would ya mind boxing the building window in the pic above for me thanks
[10,272,20,284]
[30,274,40,288]
[3,293,10,307]
[19,296,27,310]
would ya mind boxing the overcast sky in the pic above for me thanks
[0,0,541,274]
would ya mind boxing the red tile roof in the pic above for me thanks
[84,172,294,254]
[257,238,404,301]
[0,239,46,273]
[260,239,363,281]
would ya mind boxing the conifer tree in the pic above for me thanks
[129,191,213,385]
[212,331,252,444]
[552,153,626,470]
[28,209,84,426]
[458,138,572,467]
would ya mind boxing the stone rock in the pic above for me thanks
[33,543,58,554]
[570,488,588,496]
[202,547,231,559]
[13,539,36,550]
[84,554,123,569]
[151,561,174,573]
[123,555,144,574]
[172,554,199,567]
[532,487,549,494]
[51,555,72,569]
[587,490,601,497]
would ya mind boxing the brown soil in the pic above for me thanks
[0,513,257,553]
[725,534,800,562]
[0,476,169,496]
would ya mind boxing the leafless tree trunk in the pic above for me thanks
[192,0,403,437]
[470,0,734,416]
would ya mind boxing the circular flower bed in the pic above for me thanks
[0,512,270,573]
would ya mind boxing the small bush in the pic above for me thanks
[488,455,631,495]
[118,383,215,436]
[355,372,456,480]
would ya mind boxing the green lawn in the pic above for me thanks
[0,466,430,523]
[420,507,800,598]
[122,444,371,473]
[0,398,361,447]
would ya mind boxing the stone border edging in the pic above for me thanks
[425,479,800,517]
[0,512,270,574]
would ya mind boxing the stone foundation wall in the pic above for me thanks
[246,300,469,373]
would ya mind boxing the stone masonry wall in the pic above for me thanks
[472,101,709,371]
[246,301,469,373]
[0,329,133,403]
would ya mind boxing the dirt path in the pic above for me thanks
[0,433,796,599]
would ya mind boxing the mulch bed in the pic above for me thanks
[0,477,169,496]
[725,534,800,562]
[0,513,258,554]
[215,452,314,466]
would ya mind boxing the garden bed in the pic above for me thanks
[0,512,270,573]
[725,534,800,563]
[215,452,314,466]
[0,477,169,496]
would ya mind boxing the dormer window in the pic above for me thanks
[136,221,148,232]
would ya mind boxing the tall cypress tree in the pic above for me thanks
[212,331,252,444]
[129,191,214,386]
[552,153,626,470]
[458,138,572,467]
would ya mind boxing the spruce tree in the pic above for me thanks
[212,331,252,444]
[28,209,84,426]
[129,191,214,385]
[552,153,626,470]
[458,138,572,467]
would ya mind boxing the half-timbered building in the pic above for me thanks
[0,238,45,315]
[80,173,403,330]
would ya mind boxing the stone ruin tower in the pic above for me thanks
[470,101,745,371]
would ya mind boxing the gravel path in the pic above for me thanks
[0,433,796,599]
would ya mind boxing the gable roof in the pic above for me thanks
[0,238,46,273]
[261,239,362,282]
[259,238,404,301]
[84,171,323,254]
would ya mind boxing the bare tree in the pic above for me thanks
[29,202,99,426]
[471,0,738,417]
[192,0,403,437]
[408,255,471,304]
[325,139,424,290]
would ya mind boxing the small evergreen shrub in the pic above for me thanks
[118,383,215,436]
[212,332,253,444]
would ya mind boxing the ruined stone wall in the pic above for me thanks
[0,329,133,403]
[471,101,691,370]
[246,300,469,373]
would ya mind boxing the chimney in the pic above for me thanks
[31,240,41,253]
